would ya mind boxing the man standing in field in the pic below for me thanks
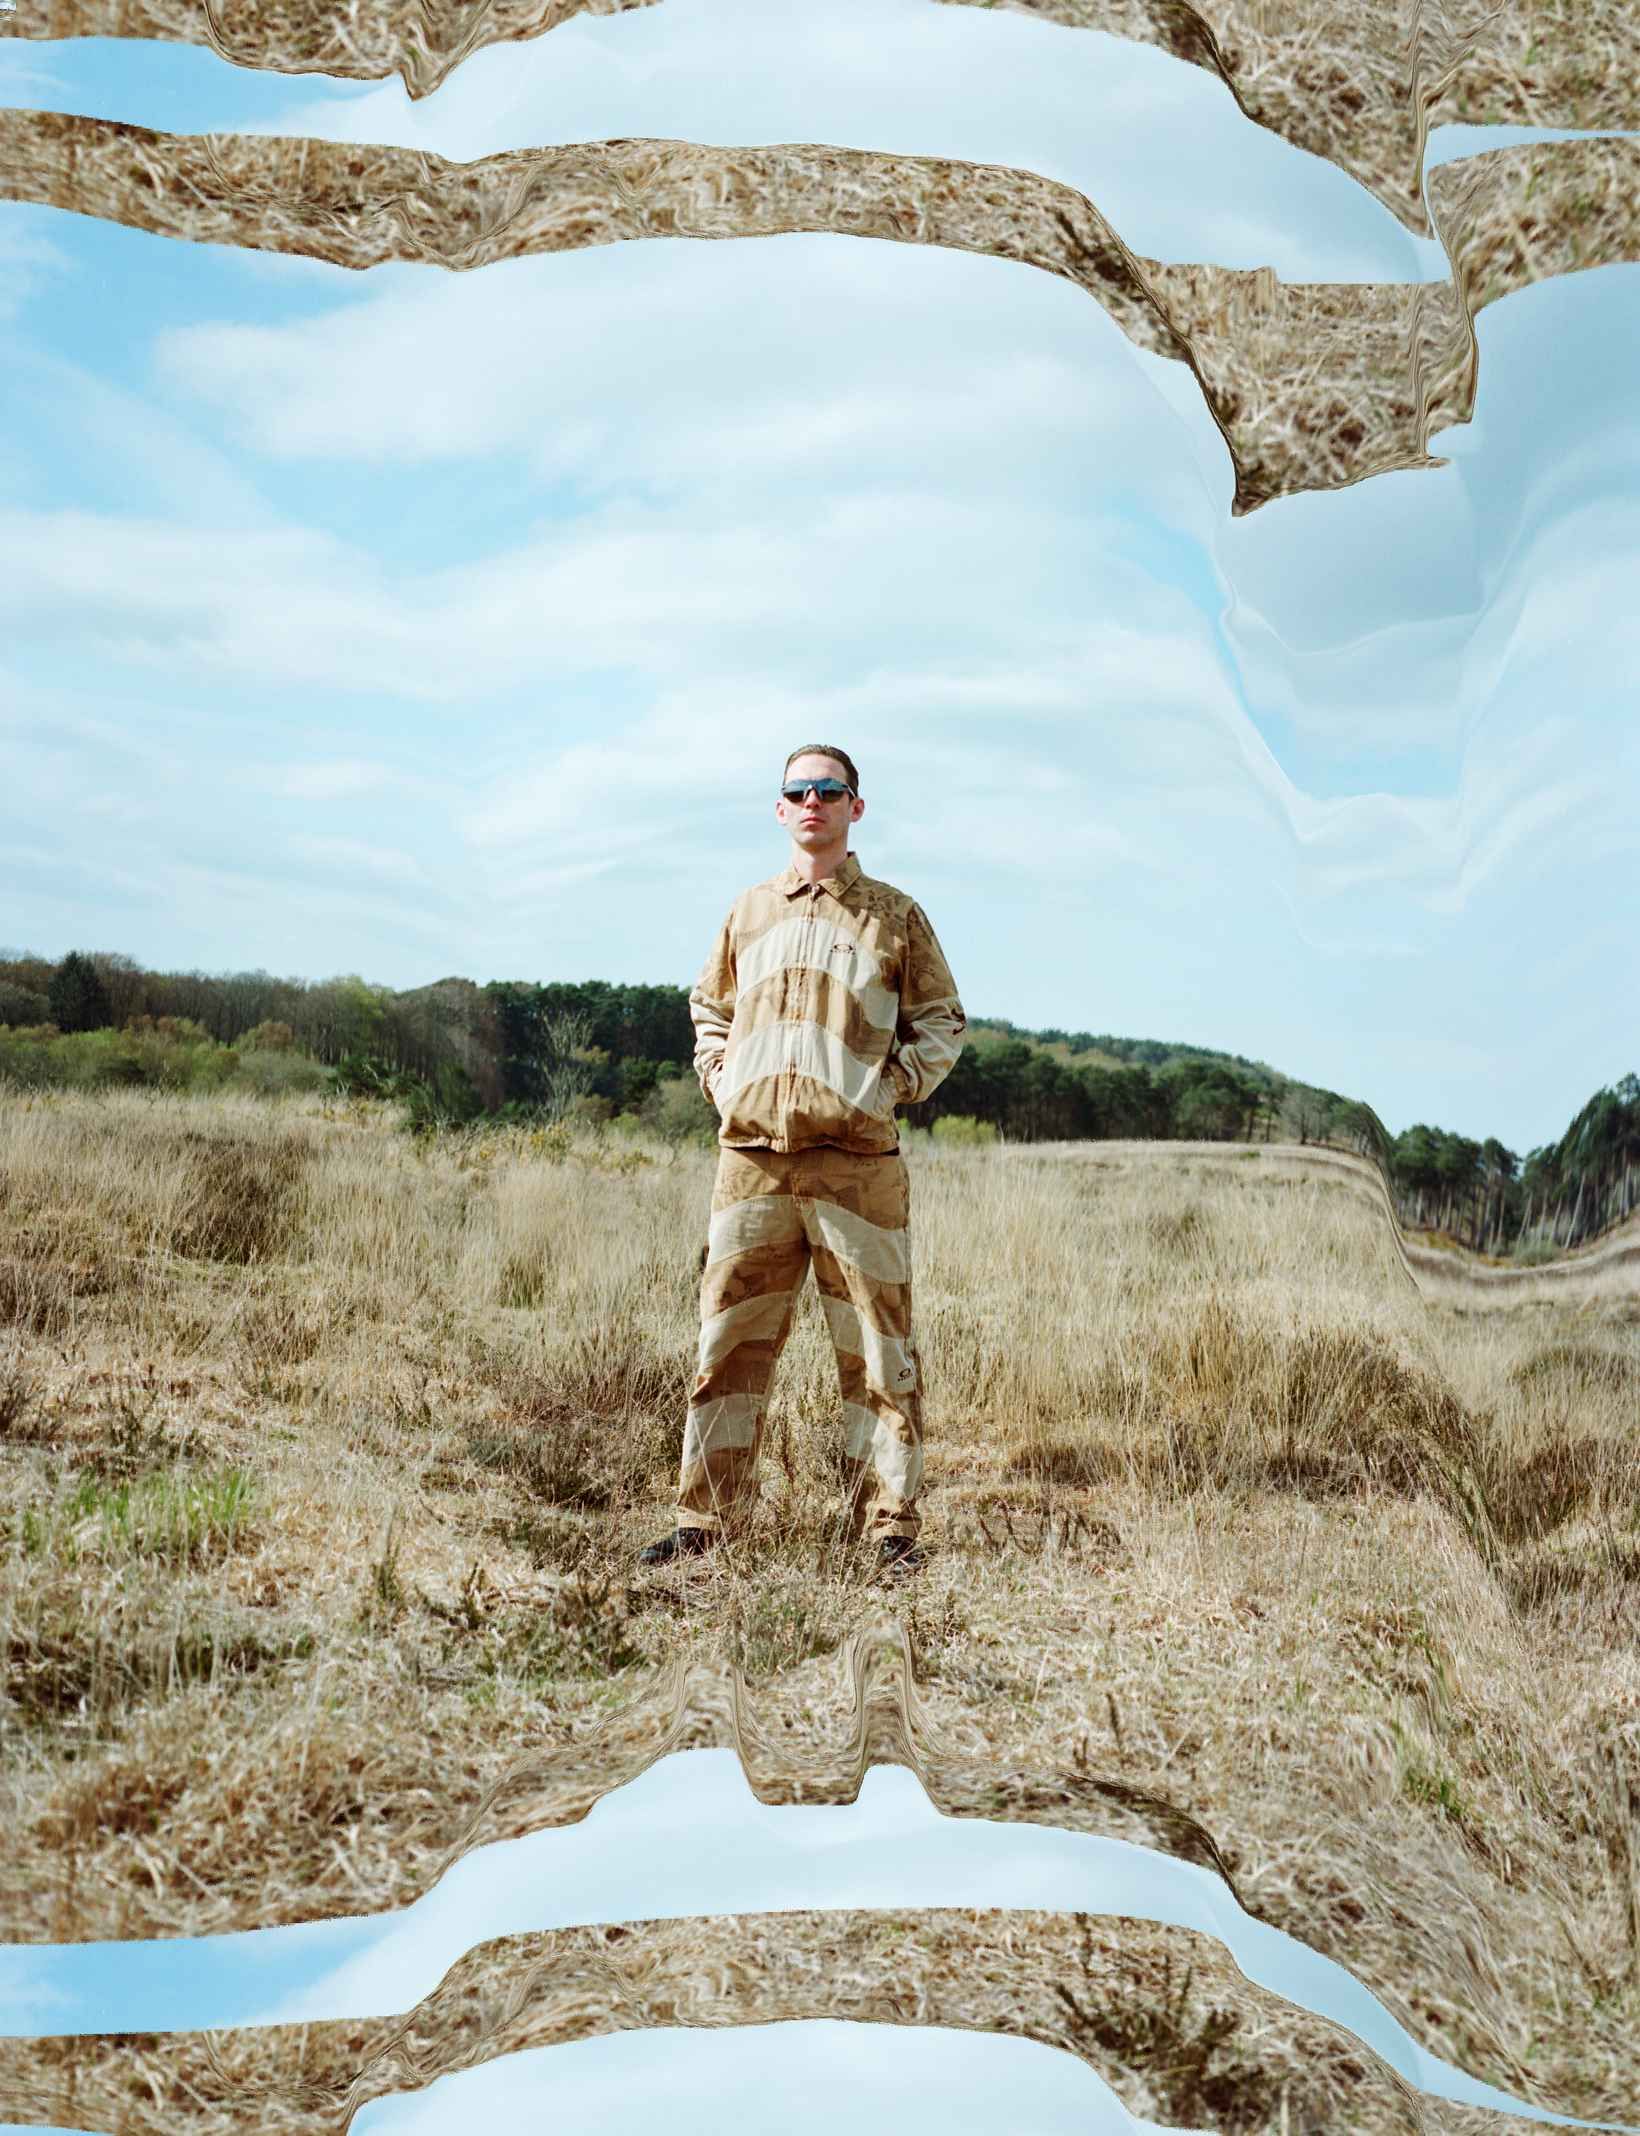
[638,746,966,1578]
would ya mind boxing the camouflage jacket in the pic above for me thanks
[688,851,966,1155]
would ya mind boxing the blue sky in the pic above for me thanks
[2,0,1637,1164]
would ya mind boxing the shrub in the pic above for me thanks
[123,1015,212,1045]
[0,982,50,1027]
[240,1020,296,1052]
[329,1051,406,1100]
[931,1113,999,1147]
[49,1030,147,1090]
[0,1025,65,1090]
[0,1020,253,1095]
[393,1059,487,1134]
[639,1075,717,1151]
[231,1047,331,1097]
[111,1018,237,1091]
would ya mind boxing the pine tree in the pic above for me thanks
[46,951,113,1034]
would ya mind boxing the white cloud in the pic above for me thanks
[6,347,280,527]
[1504,541,1640,678]
[150,236,1189,527]
[0,222,73,326]
[0,344,1212,702]
[156,860,473,947]
[1433,775,1606,916]
[449,634,1242,892]
[509,856,628,896]
[252,759,419,801]
[287,834,433,884]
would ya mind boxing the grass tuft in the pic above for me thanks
[167,1131,309,1266]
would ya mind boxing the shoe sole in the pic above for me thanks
[638,1533,721,1569]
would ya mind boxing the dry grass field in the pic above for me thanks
[1,1087,1637,2132]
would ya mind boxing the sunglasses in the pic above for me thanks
[781,778,855,803]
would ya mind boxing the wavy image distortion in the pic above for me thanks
[0,0,1638,2131]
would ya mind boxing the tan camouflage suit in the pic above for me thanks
[676,849,965,1545]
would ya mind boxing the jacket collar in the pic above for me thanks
[779,850,862,901]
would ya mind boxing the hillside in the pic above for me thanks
[1,951,1635,1258]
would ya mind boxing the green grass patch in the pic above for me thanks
[16,1467,257,1566]
[1401,1758,1468,1824]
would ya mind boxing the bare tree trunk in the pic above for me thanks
[1566,1172,1586,1247]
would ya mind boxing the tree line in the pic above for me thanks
[3,949,1634,1258]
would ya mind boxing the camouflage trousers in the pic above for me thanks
[675,1146,924,1542]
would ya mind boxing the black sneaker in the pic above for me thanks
[876,1536,925,1576]
[638,1526,716,1566]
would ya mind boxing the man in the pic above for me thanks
[638,745,966,1578]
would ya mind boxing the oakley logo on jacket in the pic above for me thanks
[690,851,966,1155]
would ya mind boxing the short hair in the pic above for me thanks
[783,743,859,796]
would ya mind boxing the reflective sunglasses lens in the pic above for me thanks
[783,781,847,801]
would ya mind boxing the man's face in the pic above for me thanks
[776,753,866,849]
